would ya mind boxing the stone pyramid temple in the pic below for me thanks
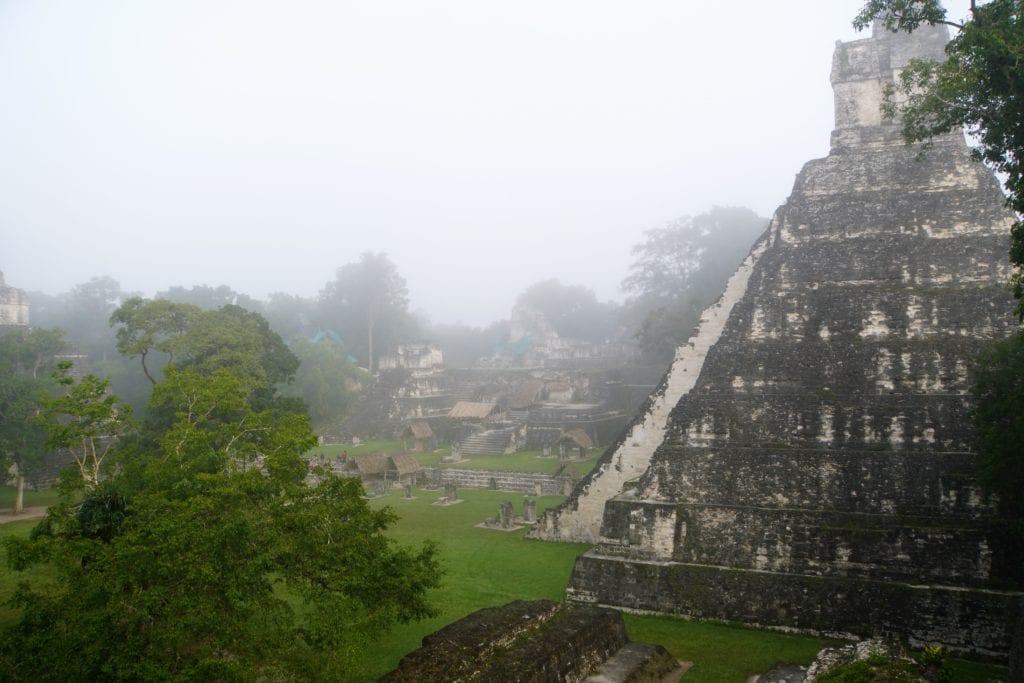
[533,23,1022,656]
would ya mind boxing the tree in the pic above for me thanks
[59,276,134,361]
[157,283,264,313]
[0,328,67,512]
[972,331,1024,523]
[854,1,1024,313]
[110,297,200,385]
[623,206,767,362]
[39,361,134,490]
[516,280,621,344]
[319,253,414,372]
[263,291,317,341]
[423,320,511,368]
[3,332,441,680]
[279,335,368,433]
[110,300,300,412]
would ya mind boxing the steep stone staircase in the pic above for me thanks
[459,427,517,455]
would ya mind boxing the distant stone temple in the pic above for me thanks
[0,271,30,328]
[378,343,443,371]
[485,304,632,369]
[536,23,1022,656]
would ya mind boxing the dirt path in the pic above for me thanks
[0,506,48,524]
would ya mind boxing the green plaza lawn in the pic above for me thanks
[352,487,829,682]
[0,484,1009,682]
[306,440,602,476]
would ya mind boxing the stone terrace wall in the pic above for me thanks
[418,467,576,496]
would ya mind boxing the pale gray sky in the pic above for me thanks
[0,1,955,326]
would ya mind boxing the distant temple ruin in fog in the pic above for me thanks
[0,271,30,328]
[535,22,1022,656]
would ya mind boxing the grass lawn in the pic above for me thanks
[0,486,61,512]
[307,440,603,476]
[0,520,57,631]
[414,448,601,475]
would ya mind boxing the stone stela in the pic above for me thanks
[432,482,462,506]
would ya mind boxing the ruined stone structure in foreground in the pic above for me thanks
[550,24,1024,656]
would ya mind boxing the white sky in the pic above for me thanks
[0,1,946,326]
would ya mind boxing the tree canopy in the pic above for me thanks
[516,279,621,344]
[623,206,767,362]
[972,331,1024,524]
[3,306,441,680]
[318,252,414,372]
[0,328,67,511]
[855,0,1024,312]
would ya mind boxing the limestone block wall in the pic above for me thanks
[530,237,768,543]
[418,467,575,496]
[568,556,1021,658]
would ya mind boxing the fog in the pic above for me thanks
[2,1,897,326]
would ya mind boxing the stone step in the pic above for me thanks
[459,428,515,455]
[583,642,688,682]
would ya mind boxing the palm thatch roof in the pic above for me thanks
[389,454,421,477]
[555,429,594,450]
[507,380,545,410]
[448,401,497,420]
[403,421,433,440]
[352,453,389,476]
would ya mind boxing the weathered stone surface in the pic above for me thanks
[0,271,29,328]
[559,22,1023,657]
[382,600,629,683]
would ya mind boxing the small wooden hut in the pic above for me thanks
[387,453,421,486]
[553,429,593,461]
[401,421,434,452]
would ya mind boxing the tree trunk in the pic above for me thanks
[367,314,375,374]
[14,466,24,514]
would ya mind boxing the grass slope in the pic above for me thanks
[307,440,602,475]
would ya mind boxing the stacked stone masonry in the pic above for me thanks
[419,467,577,496]
[557,23,1023,658]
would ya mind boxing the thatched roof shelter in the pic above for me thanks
[351,453,389,476]
[556,429,594,450]
[402,421,433,440]
[448,401,497,420]
[389,454,421,478]
[507,380,545,410]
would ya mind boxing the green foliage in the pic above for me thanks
[46,276,134,362]
[855,0,1024,315]
[0,329,68,494]
[318,252,415,372]
[110,297,200,384]
[2,312,441,680]
[972,331,1024,522]
[156,283,263,312]
[280,335,368,432]
[623,206,767,362]
[110,299,301,420]
[516,279,621,343]
[39,361,134,490]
